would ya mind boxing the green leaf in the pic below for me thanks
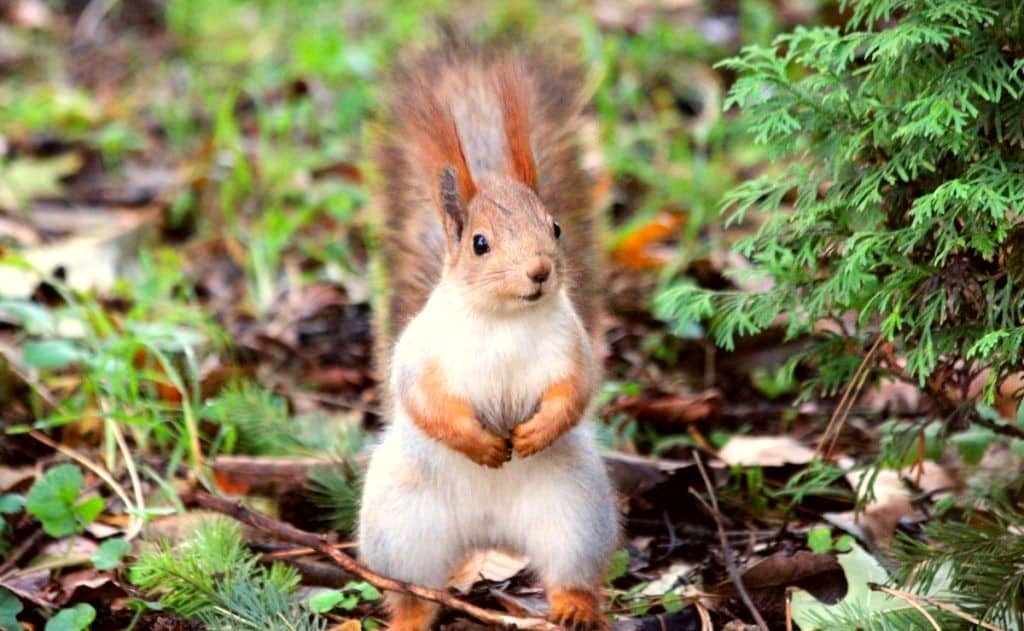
[25,464,96,537]
[952,426,997,465]
[22,340,83,371]
[0,494,23,515]
[0,587,23,631]
[307,589,346,614]
[807,526,833,553]
[663,591,684,613]
[0,300,56,335]
[834,535,854,553]
[74,497,104,527]
[605,548,630,583]
[350,581,380,601]
[92,538,131,571]
[44,603,95,631]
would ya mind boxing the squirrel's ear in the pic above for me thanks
[439,165,466,244]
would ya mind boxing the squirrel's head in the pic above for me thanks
[437,169,564,315]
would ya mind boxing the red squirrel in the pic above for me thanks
[358,41,618,630]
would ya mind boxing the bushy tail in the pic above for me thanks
[372,40,601,373]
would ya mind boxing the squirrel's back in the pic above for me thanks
[373,41,600,368]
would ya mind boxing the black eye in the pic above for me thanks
[553,221,561,240]
[472,234,490,256]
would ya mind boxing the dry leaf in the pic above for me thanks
[639,561,693,596]
[448,549,529,594]
[0,206,159,299]
[717,436,816,467]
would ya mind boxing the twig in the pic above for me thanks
[867,583,1006,631]
[971,414,1024,441]
[817,335,884,458]
[191,492,560,630]
[101,398,145,540]
[0,528,44,578]
[260,542,358,558]
[867,583,941,630]
[690,451,768,631]
[784,586,795,631]
[694,598,713,631]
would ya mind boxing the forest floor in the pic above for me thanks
[0,1,1017,630]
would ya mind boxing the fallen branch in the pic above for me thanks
[691,450,769,631]
[191,491,560,630]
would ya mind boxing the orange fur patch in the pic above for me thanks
[548,587,605,630]
[404,360,511,467]
[511,349,592,457]
[386,593,438,631]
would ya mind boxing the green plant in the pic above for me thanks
[45,603,95,631]
[0,494,24,559]
[656,0,1024,625]
[894,496,1024,628]
[807,525,854,554]
[656,0,1024,414]
[91,538,131,571]
[130,518,324,630]
[307,581,380,614]
[0,588,22,630]
[25,464,104,538]
[304,462,362,533]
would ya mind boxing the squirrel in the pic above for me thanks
[358,40,618,631]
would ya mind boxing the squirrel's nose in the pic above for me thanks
[526,257,552,284]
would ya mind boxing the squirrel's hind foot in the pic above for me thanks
[548,587,607,631]
[385,593,439,631]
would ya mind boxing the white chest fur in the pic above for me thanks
[392,282,581,435]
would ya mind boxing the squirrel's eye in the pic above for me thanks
[472,234,490,256]
[553,221,561,240]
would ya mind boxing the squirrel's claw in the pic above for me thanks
[459,428,511,468]
[511,417,556,458]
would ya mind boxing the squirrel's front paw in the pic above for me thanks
[454,424,511,468]
[511,417,557,458]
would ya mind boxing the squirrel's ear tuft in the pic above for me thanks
[440,165,466,243]
[497,62,537,190]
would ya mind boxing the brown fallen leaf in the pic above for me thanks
[449,549,530,594]
[710,550,845,624]
[212,455,333,496]
[0,206,159,299]
[609,389,723,425]
[602,451,693,499]
[54,570,126,607]
[827,461,955,549]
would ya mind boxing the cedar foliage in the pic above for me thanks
[657,0,1024,626]
[657,0,1024,410]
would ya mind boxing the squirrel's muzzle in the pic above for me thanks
[526,257,553,284]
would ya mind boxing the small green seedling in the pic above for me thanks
[307,581,381,614]
[26,465,104,538]
[807,525,854,554]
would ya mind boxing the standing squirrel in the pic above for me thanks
[359,41,618,631]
